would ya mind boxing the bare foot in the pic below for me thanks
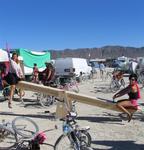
[8,102,12,108]
[127,113,133,122]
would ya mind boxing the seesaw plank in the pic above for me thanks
[17,81,136,114]
[17,81,64,97]
[66,91,137,113]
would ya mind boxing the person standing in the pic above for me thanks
[4,52,24,108]
[32,63,39,83]
[99,62,105,80]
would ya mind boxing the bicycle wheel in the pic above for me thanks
[105,72,112,81]
[138,72,144,84]
[79,130,92,147]
[37,93,55,107]
[54,134,79,150]
[70,84,79,93]
[120,79,125,87]
[2,86,10,98]
[110,80,119,93]
[0,125,17,150]
[12,116,39,138]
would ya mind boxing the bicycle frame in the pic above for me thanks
[56,112,91,150]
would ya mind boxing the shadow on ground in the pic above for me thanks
[77,115,124,125]
[92,140,144,150]
[77,111,144,124]
[0,111,56,120]
[92,85,112,93]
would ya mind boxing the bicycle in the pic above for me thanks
[54,112,92,150]
[36,81,58,107]
[137,71,144,86]
[57,79,79,93]
[0,116,39,150]
[110,77,125,93]
[37,77,79,107]
[105,71,113,81]
[54,95,92,149]
[2,85,25,101]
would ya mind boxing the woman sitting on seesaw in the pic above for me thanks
[113,73,141,122]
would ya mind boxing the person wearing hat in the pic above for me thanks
[113,73,141,122]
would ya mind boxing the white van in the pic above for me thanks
[54,57,92,77]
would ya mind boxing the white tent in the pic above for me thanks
[0,49,9,62]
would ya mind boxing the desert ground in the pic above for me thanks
[0,71,144,150]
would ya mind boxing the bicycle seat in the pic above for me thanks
[69,112,77,118]
[60,112,77,122]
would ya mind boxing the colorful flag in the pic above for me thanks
[5,42,11,72]
[6,42,11,60]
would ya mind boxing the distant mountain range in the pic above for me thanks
[49,46,144,59]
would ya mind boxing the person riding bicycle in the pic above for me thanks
[39,62,55,86]
[113,73,141,122]
[112,69,123,80]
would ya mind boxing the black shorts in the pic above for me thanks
[4,72,21,85]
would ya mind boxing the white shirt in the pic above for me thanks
[10,59,23,78]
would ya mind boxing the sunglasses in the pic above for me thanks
[130,78,135,81]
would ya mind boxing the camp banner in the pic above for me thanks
[17,49,51,68]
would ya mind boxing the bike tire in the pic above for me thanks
[120,79,125,87]
[37,93,55,107]
[12,116,39,138]
[70,84,79,93]
[66,83,80,93]
[79,130,92,147]
[105,72,112,81]
[110,80,119,93]
[54,134,79,150]
[2,86,10,97]
[138,72,144,84]
[0,125,17,150]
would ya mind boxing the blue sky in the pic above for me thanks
[0,0,144,50]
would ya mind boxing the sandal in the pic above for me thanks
[8,102,12,109]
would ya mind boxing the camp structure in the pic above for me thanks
[0,49,9,62]
[15,49,51,75]
[0,49,10,71]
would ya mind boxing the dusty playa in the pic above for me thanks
[0,75,144,150]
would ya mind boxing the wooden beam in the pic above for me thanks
[17,81,136,114]
[66,91,136,113]
[17,81,64,97]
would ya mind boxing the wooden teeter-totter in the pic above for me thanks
[17,81,137,118]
